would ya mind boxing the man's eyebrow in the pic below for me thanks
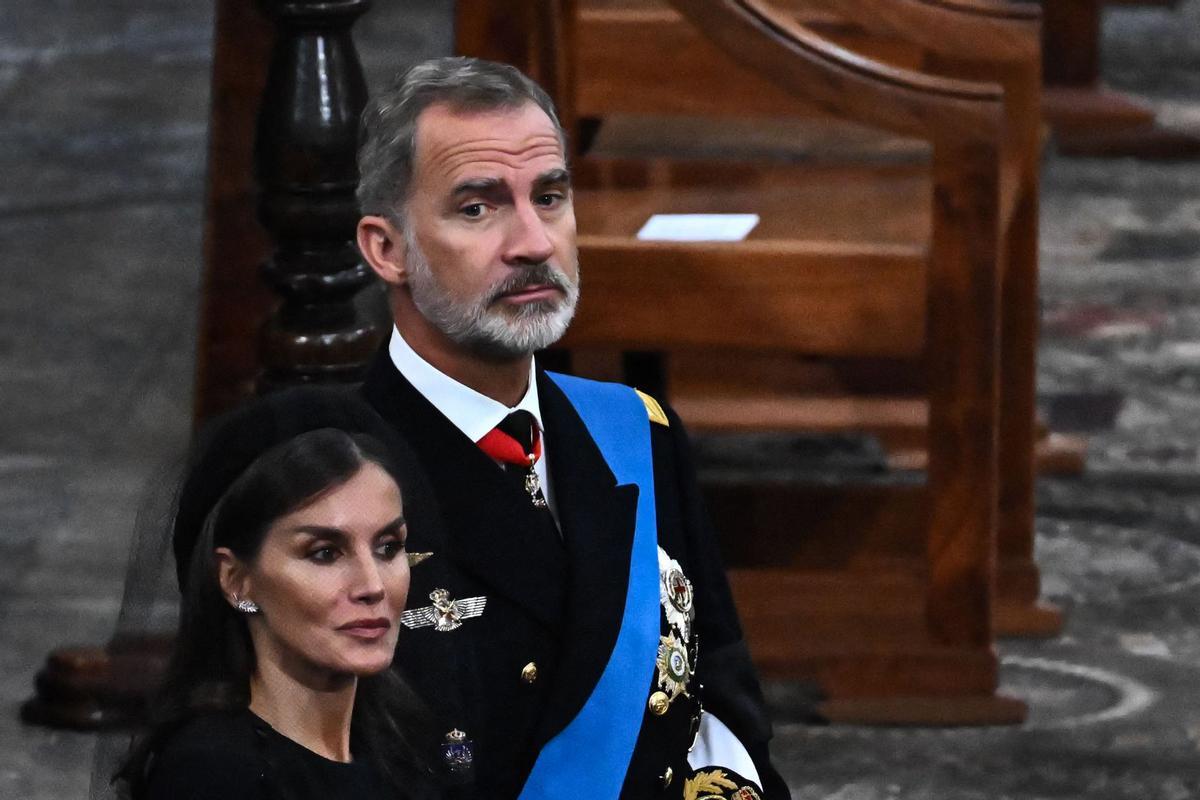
[450,177,507,197]
[534,168,571,187]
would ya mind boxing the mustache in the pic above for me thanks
[488,262,574,302]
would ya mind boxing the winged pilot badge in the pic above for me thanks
[400,588,487,632]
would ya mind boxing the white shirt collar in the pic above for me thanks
[387,326,543,443]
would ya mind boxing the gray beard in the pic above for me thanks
[403,231,580,362]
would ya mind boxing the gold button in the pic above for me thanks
[521,662,538,684]
[648,691,670,716]
[661,766,674,788]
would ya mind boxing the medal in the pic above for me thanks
[524,455,548,508]
[667,568,693,614]
[658,548,695,641]
[440,729,475,777]
[655,631,691,702]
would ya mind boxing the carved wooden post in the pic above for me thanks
[20,0,380,732]
[255,0,380,391]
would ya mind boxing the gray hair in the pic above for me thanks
[357,56,566,222]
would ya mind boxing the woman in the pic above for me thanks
[116,388,442,800]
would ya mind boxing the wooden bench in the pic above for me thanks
[460,0,1037,723]
[461,0,1072,645]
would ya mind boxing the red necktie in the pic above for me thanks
[477,410,548,509]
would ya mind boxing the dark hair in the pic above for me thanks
[116,427,439,799]
[357,55,565,221]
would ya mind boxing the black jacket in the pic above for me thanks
[362,354,787,799]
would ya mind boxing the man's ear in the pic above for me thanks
[215,547,252,610]
[357,215,408,287]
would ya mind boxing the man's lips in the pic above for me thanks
[338,618,391,640]
[497,284,562,303]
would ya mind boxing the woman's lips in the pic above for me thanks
[338,618,391,640]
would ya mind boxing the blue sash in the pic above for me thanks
[517,373,661,799]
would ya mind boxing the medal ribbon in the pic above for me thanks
[477,425,543,466]
[517,373,660,799]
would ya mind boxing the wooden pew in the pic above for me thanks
[461,0,1070,643]
[570,0,1200,160]
[462,0,1030,723]
[1041,0,1200,158]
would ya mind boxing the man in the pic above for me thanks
[356,57,787,799]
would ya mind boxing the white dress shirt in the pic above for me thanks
[387,327,558,521]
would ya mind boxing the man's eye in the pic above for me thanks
[375,540,405,560]
[461,203,485,218]
[536,193,564,207]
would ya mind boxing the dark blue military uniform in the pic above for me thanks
[362,354,787,799]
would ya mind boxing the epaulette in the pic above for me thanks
[635,389,670,427]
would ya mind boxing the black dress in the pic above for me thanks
[145,710,389,800]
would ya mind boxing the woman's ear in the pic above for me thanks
[215,547,252,609]
[357,215,408,287]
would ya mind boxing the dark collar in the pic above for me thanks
[363,354,568,632]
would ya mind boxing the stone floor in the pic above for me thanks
[1,2,1199,799]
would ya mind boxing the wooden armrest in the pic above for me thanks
[666,0,1003,144]
[802,0,1040,63]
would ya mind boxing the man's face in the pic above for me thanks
[401,101,579,362]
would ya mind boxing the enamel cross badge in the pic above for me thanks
[658,548,696,642]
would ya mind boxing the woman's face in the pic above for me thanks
[227,462,411,684]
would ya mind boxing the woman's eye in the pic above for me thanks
[307,546,338,563]
[375,540,406,560]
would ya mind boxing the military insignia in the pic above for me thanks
[682,768,762,800]
[656,631,691,701]
[682,769,738,800]
[406,551,433,568]
[440,729,474,776]
[658,548,695,641]
[400,588,486,631]
[636,389,670,427]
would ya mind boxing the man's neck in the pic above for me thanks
[394,309,532,407]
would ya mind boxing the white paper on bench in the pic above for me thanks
[635,213,760,242]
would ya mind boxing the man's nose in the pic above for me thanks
[502,201,555,265]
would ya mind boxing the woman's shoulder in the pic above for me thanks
[145,710,266,800]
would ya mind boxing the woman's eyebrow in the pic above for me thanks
[290,525,348,542]
[375,515,407,537]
